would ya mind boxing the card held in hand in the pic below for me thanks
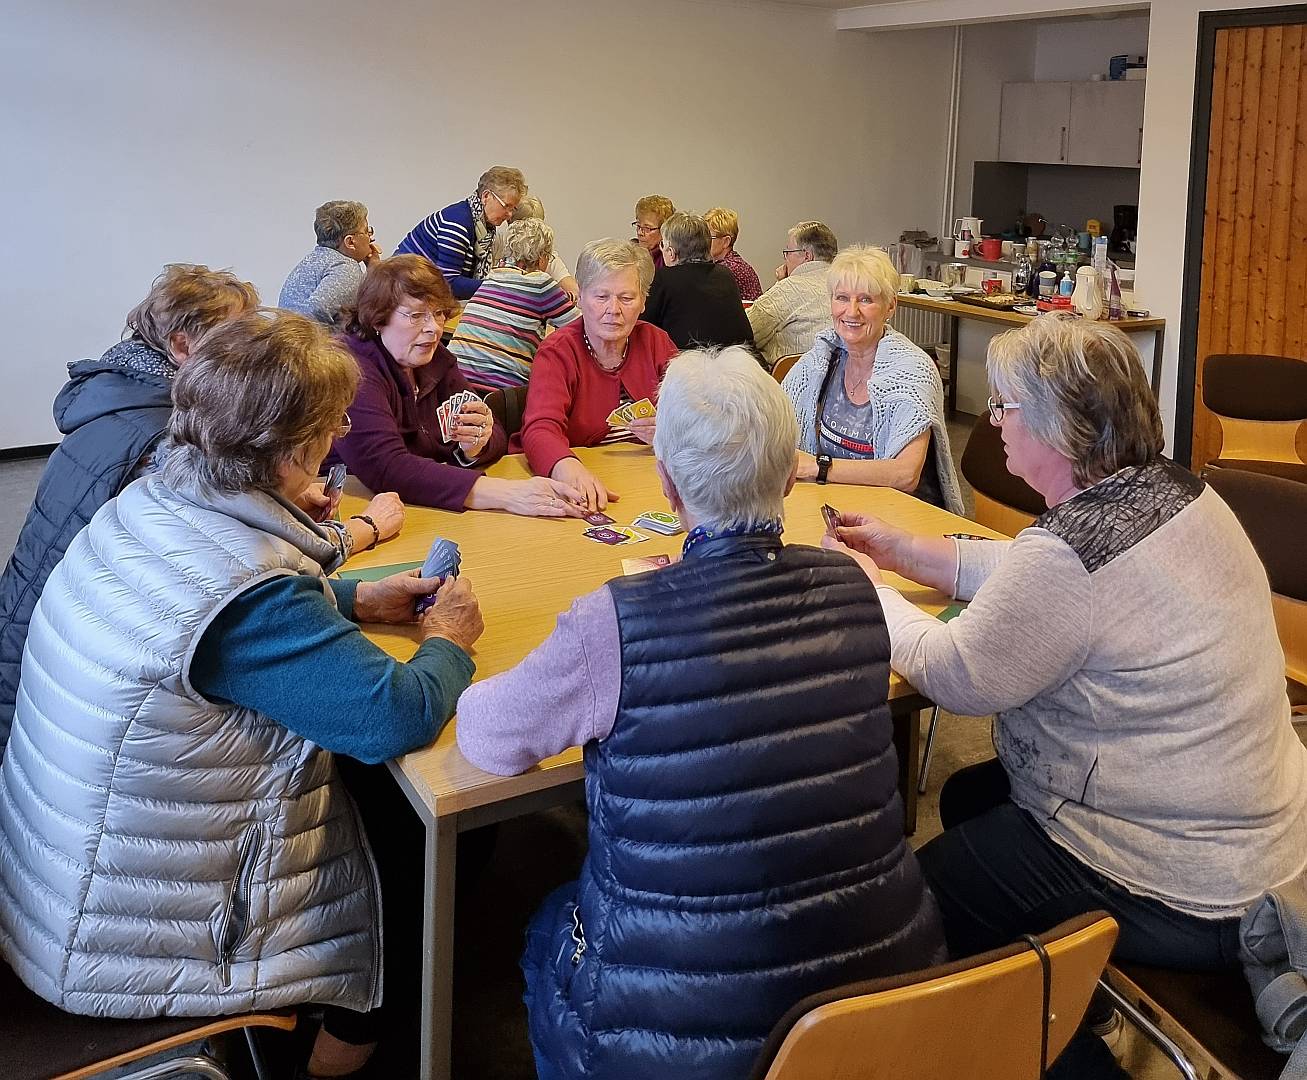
[415,536,461,614]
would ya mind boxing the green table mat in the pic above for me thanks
[937,603,966,622]
[336,560,423,582]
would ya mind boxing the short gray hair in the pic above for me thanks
[987,312,1163,487]
[161,309,358,494]
[512,194,545,221]
[789,220,838,263]
[654,346,798,528]
[575,238,655,296]
[502,219,555,269]
[477,165,527,200]
[314,200,368,247]
[660,211,711,263]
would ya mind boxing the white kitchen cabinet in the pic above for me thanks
[1068,82,1146,167]
[998,82,1071,165]
[998,80,1146,168]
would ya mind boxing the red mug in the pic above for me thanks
[978,238,1003,260]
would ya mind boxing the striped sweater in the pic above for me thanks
[448,268,579,391]
[395,197,487,299]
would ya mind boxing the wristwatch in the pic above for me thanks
[815,454,833,485]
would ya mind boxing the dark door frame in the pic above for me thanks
[1176,4,1307,466]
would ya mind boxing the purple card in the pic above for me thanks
[583,526,628,546]
[583,511,616,526]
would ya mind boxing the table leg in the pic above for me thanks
[418,815,457,1080]
[947,315,960,417]
[1151,326,1166,399]
[891,703,924,836]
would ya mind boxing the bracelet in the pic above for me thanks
[350,514,380,550]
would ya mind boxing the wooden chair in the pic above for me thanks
[3,958,295,1080]
[959,411,1045,536]
[1202,353,1307,484]
[484,384,528,440]
[1203,466,1307,715]
[772,354,801,383]
[750,911,1118,1080]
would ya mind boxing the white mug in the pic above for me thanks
[1001,241,1015,258]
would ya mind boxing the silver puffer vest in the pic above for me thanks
[0,474,382,1018]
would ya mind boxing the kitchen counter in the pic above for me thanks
[921,250,1137,272]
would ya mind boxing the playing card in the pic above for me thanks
[605,403,637,427]
[436,399,452,442]
[583,511,616,526]
[627,398,656,419]
[820,503,841,533]
[607,527,649,544]
[323,463,347,500]
[583,526,629,545]
[415,537,461,614]
[632,510,682,536]
[621,554,672,575]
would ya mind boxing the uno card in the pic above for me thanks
[607,527,649,545]
[583,511,616,526]
[621,553,672,575]
[583,526,629,546]
[605,403,637,428]
[436,399,452,442]
[632,510,683,535]
[324,463,347,500]
[627,398,656,419]
[820,503,841,533]
[415,536,461,614]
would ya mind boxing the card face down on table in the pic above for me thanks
[632,510,682,535]
[582,526,649,546]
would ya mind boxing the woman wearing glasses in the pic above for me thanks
[395,166,527,300]
[278,200,382,325]
[333,256,586,517]
[828,313,1307,1078]
[630,193,675,270]
[781,245,964,514]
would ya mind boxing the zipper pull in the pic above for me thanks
[569,905,587,966]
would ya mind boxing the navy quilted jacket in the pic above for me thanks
[0,341,172,753]
[521,533,945,1080]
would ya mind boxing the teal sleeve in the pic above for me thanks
[328,576,359,620]
[190,574,475,764]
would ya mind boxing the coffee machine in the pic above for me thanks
[1109,204,1137,253]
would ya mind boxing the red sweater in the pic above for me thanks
[516,321,678,477]
[328,333,508,510]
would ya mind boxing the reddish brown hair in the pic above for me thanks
[340,255,458,339]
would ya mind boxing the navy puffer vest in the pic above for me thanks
[522,534,945,1080]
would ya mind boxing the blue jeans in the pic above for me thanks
[916,759,1242,1078]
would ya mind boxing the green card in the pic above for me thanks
[336,561,423,582]
[937,603,966,623]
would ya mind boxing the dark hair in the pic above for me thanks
[340,255,458,338]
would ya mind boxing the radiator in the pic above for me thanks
[891,305,947,349]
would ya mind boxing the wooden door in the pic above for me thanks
[1068,82,1145,167]
[1192,20,1307,470]
[998,82,1071,165]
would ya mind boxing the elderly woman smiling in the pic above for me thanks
[782,245,963,514]
[829,314,1307,1078]
[0,310,485,1077]
[518,239,678,510]
[460,346,943,1080]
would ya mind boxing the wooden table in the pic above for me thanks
[338,444,1002,1080]
[895,293,1167,409]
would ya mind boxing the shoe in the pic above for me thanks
[1091,1008,1125,1055]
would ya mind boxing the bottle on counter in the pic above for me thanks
[1107,264,1124,320]
[1058,271,1075,297]
[1013,250,1033,295]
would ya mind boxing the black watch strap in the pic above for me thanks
[816,454,833,485]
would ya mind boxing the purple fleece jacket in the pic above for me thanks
[328,333,508,510]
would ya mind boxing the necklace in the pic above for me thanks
[583,329,629,372]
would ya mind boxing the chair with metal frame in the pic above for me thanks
[4,957,296,1080]
[1202,352,1307,484]
[749,911,1118,1080]
[483,384,529,440]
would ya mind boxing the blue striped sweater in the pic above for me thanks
[395,196,486,299]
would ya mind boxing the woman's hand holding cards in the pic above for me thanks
[420,576,484,653]
[833,511,907,573]
[453,397,494,460]
[354,568,446,624]
[626,416,656,445]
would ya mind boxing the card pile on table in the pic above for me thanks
[437,390,480,443]
[605,398,655,428]
[582,526,649,546]
[631,510,682,535]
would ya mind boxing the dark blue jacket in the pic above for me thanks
[0,342,173,753]
[521,533,945,1080]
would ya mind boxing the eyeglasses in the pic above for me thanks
[986,396,1021,424]
[485,189,513,214]
[781,247,806,256]
[709,232,729,241]
[631,223,661,236]
[395,308,447,327]
[336,412,353,438]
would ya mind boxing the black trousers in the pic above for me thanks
[915,758,1242,1079]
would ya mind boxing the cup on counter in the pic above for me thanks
[1038,270,1058,298]
[899,272,915,293]
[978,238,1003,260]
[1001,240,1015,258]
[939,237,954,256]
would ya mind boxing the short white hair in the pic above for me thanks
[654,347,798,528]
[576,238,654,296]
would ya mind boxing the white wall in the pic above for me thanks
[1032,13,1149,79]
[1,0,954,449]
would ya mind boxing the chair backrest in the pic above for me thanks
[752,912,1118,1080]
[483,384,528,439]
[1202,353,1307,469]
[1203,465,1307,689]
[959,412,1044,536]
[772,354,801,383]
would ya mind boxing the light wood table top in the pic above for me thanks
[896,292,1165,333]
[338,444,1002,818]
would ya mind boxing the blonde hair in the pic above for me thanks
[827,245,900,306]
[634,194,675,225]
[703,207,740,245]
[575,238,655,296]
[987,312,1164,487]
[502,219,555,270]
[124,264,259,357]
[162,309,358,494]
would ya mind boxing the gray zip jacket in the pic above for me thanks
[0,475,382,1018]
